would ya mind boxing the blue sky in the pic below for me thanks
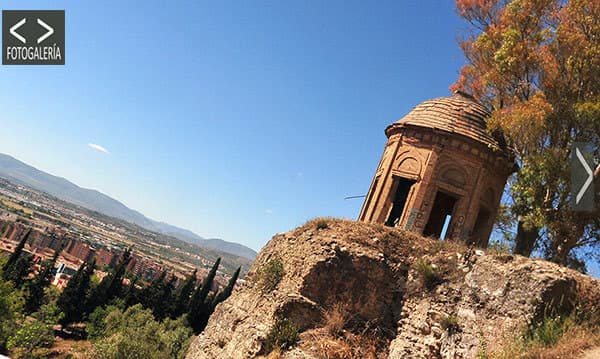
[1,1,470,252]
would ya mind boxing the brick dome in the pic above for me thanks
[360,91,514,247]
[386,91,499,149]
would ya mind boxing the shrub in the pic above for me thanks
[315,219,329,230]
[258,259,285,293]
[7,304,63,359]
[414,259,442,290]
[322,303,350,336]
[89,304,193,359]
[441,314,460,335]
[525,314,574,347]
[265,318,299,353]
[487,240,511,255]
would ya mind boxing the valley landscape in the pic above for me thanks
[1,0,599,358]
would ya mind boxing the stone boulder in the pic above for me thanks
[186,219,600,359]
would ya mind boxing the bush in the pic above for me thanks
[441,314,460,335]
[89,304,193,359]
[258,259,285,293]
[0,270,24,351]
[315,219,329,230]
[414,259,442,290]
[525,315,573,347]
[265,318,299,353]
[322,303,350,336]
[7,304,63,359]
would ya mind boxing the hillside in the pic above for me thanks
[0,153,256,259]
[187,219,600,358]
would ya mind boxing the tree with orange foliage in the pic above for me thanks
[453,0,600,269]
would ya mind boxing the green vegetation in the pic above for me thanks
[414,259,442,290]
[258,259,285,293]
[0,235,240,358]
[524,315,572,347]
[25,250,60,314]
[455,0,600,269]
[441,314,460,335]
[315,218,329,230]
[7,304,63,358]
[57,260,96,326]
[494,286,600,359]
[0,258,25,352]
[2,230,32,288]
[477,332,487,359]
[187,258,219,334]
[265,318,299,353]
[88,304,192,359]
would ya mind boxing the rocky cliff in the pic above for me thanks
[186,219,600,358]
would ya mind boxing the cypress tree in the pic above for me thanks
[8,253,33,288]
[123,276,139,308]
[88,249,131,312]
[213,266,241,307]
[141,270,166,309]
[58,260,96,326]
[188,258,220,334]
[25,249,60,314]
[105,249,131,300]
[142,271,166,316]
[174,269,197,317]
[2,229,31,279]
[158,274,177,320]
[190,258,220,308]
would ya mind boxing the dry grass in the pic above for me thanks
[265,349,283,359]
[322,302,352,336]
[305,328,386,359]
[492,320,600,358]
[303,298,390,359]
[491,275,600,359]
[414,258,443,290]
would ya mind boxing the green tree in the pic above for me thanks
[7,304,63,359]
[212,266,240,307]
[123,277,139,308]
[87,249,131,313]
[0,258,25,352]
[89,304,193,359]
[6,254,33,289]
[57,260,95,326]
[141,271,177,320]
[188,258,220,334]
[453,0,600,267]
[25,250,60,314]
[173,270,196,318]
[2,230,32,283]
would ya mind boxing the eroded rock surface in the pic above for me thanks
[186,219,600,359]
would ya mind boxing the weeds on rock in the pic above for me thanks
[414,259,442,290]
[524,314,574,346]
[265,318,299,353]
[441,314,460,335]
[494,307,600,358]
[315,218,329,230]
[258,259,285,293]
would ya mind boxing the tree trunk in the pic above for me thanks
[513,220,539,257]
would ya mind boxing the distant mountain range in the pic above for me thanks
[0,153,257,260]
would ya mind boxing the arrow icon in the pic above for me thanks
[10,18,27,44]
[575,147,594,205]
[37,18,54,44]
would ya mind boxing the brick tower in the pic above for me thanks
[359,91,513,247]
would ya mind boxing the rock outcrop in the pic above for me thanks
[186,219,600,359]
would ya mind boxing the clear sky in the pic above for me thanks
[0,1,469,252]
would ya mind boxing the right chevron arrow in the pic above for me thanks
[572,143,596,211]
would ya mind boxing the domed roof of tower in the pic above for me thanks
[387,91,501,149]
